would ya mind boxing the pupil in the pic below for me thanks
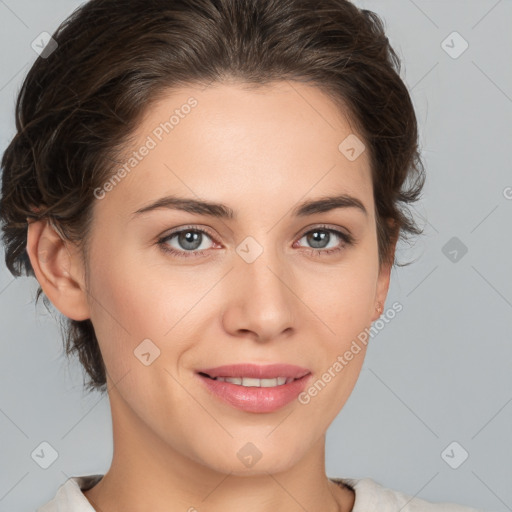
[180,231,201,250]
[308,230,328,249]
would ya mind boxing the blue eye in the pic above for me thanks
[157,224,354,259]
[295,227,353,256]
[158,227,215,258]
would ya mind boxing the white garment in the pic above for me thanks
[37,474,483,512]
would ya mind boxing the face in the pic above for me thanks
[37,80,394,476]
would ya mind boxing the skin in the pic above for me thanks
[26,80,396,512]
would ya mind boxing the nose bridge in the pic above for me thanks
[239,236,288,300]
[225,234,296,338]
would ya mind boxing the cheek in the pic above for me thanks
[298,251,378,398]
[300,258,378,334]
[87,239,172,336]
[84,241,164,374]
[85,245,215,375]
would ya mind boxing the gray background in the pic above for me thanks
[0,1,511,511]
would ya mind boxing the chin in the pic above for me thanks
[201,442,304,476]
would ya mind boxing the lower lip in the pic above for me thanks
[196,373,312,413]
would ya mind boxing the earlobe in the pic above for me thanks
[373,261,392,322]
[26,218,91,321]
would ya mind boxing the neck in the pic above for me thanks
[84,387,355,512]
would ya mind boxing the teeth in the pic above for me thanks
[213,376,294,387]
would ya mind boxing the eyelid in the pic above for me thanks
[295,223,352,240]
[157,223,354,259]
[160,223,352,245]
[161,224,218,242]
[157,225,220,257]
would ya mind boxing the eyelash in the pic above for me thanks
[157,224,354,259]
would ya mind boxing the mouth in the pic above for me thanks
[195,363,312,413]
[195,363,311,385]
[197,372,303,387]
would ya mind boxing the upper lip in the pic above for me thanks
[197,363,311,379]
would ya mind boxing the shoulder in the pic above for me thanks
[330,477,484,512]
[37,474,103,512]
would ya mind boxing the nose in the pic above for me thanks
[221,244,296,342]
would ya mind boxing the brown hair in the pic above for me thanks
[0,0,425,394]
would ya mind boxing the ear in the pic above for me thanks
[26,218,91,321]
[371,220,399,322]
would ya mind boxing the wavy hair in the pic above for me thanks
[0,0,426,394]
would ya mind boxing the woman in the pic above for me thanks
[0,0,482,510]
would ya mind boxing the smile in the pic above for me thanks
[201,374,298,386]
[195,365,312,413]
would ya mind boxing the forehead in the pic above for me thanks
[98,80,373,219]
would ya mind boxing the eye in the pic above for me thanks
[294,225,354,257]
[157,224,354,259]
[157,226,217,258]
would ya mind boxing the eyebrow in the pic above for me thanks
[131,193,368,219]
